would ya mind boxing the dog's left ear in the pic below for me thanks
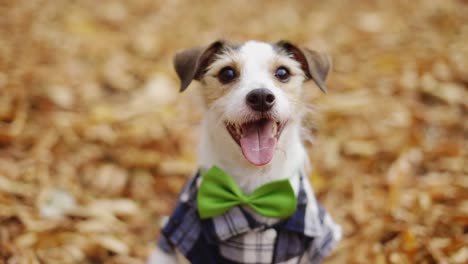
[276,41,331,93]
[174,40,226,92]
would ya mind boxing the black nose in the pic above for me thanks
[246,88,276,112]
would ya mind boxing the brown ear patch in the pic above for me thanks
[173,41,226,92]
[275,41,331,93]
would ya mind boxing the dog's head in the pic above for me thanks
[174,40,330,166]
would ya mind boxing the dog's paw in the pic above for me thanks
[147,247,179,264]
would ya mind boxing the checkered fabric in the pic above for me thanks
[159,171,341,264]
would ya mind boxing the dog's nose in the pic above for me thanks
[246,88,276,112]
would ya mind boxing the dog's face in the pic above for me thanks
[174,40,330,166]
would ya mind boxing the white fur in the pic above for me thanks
[147,247,178,264]
[149,41,312,264]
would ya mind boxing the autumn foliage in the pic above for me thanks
[0,0,467,263]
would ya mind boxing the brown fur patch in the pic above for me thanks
[197,50,240,108]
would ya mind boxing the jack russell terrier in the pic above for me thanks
[148,40,341,264]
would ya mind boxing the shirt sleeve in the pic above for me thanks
[158,231,175,254]
[304,206,342,263]
[158,173,202,256]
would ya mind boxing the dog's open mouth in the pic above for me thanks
[226,118,286,166]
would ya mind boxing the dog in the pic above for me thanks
[148,40,341,264]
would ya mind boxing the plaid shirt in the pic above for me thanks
[159,171,341,264]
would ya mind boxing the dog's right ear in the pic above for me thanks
[174,41,225,92]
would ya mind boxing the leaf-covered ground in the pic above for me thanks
[0,0,467,263]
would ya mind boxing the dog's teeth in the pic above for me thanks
[236,125,242,136]
[272,122,278,136]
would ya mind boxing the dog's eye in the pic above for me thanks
[218,67,237,84]
[275,66,290,82]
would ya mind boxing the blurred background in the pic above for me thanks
[0,0,467,263]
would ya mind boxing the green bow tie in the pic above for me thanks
[197,166,297,219]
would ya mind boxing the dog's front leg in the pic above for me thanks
[148,247,190,264]
[147,247,179,264]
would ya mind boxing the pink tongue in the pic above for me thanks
[239,119,277,166]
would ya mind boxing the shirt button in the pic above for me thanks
[264,229,277,240]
